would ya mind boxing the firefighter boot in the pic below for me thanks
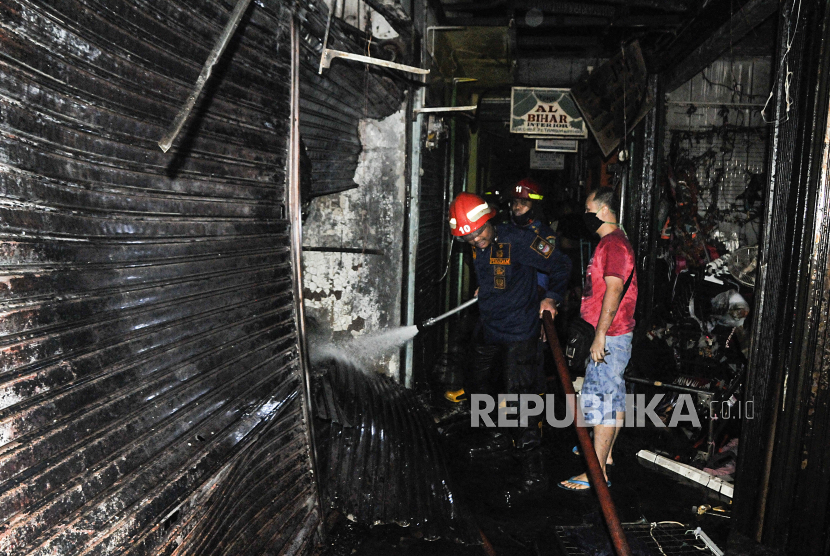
[500,449,549,506]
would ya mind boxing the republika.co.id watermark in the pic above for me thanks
[470,393,755,428]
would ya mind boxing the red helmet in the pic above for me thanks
[510,178,544,200]
[448,192,496,237]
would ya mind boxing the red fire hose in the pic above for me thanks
[542,312,633,556]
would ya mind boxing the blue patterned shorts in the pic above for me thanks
[580,333,632,426]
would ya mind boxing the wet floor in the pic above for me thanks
[322,401,734,556]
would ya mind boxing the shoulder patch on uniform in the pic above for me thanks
[530,236,554,258]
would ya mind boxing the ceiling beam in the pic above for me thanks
[441,0,692,12]
[518,35,601,47]
[513,14,682,28]
[575,0,692,12]
[662,0,778,92]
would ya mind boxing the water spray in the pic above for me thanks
[310,297,478,368]
[418,296,478,330]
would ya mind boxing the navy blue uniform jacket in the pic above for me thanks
[526,219,558,291]
[473,223,571,343]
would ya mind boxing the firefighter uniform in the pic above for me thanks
[448,191,571,500]
[473,223,570,344]
[468,223,571,452]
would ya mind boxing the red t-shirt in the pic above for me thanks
[580,228,637,336]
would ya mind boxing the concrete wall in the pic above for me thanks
[302,103,408,377]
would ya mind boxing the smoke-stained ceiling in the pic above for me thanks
[426,0,775,89]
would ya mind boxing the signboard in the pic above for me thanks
[530,150,565,170]
[535,138,579,153]
[571,41,654,157]
[510,88,587,137]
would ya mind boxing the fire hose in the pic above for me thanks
[542,311,633,556]
[418,296,478,330]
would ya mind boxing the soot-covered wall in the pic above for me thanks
[302,106,408,377]
[296,2,409,378]
[0,1,319,554]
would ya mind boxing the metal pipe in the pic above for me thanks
[319,49,430,75]
[413,105,478,114]
[303,247,385,255]
[426,26,466,57]
[624,376,715,397]
[419,297,478,329]
[158,0,253,152]
[403,85,426,389]
[666,101,768,108]
[288,16,325,539]
[542,312,633,556]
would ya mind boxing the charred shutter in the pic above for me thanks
[412,131,449,383]
[0,1,319,555]
[296,2,406,199]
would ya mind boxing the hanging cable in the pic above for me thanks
[436,236,455,283]
[762,0,803,124]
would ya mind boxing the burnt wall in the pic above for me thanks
[0,1,319,555]
[296,1,408,377]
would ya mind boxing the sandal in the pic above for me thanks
[558,476,612,492]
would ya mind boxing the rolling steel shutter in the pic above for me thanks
[296,2,406,199]
[0,1,319,554]
[411,135,449,383]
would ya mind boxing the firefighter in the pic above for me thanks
[509,178,555,240]
[509,177,558,294]
[448,192,571,500]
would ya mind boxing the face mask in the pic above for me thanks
[582,212,605,233]
[512,211,532,227]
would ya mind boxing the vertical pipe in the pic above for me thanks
[449,81,464,307]
[404,87,426,389]
[467,94,479,190]
[618,158,627,226]
[288,16,325,535]
[636,74,662,319]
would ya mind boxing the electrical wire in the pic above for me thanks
[436,235,455,283]
[762,0,804,124]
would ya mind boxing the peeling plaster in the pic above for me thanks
[303,103,407,377]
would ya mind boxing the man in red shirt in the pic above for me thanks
[559,187,637,492]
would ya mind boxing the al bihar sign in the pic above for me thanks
[510,88,587,137]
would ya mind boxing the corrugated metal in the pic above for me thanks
[296,1,406,198]
[412,133,449,383]
[0,1,319,555]
[312,357,481,544]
